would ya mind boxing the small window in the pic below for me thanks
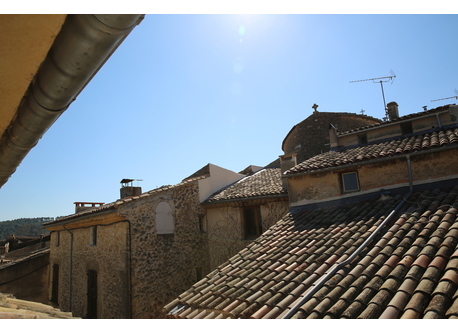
[196,267,203,281]
[90,226,97,246]
[198,214,206,233]
[156,202,174,234]
[51,264,59,305]
[358,134,368,145]
[55,231,60,247]
[342,172,360,192]
[243,206,262,239]
[86,270,98,319]
[401,122,413,135]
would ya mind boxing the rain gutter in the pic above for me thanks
[0,14,144,188]
[282,154,414,319]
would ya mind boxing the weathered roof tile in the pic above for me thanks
[166,184,458,319]
[204,168,287,203]
[286,125,458,175]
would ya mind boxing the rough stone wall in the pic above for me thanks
[48,230,71,312]
[48,220,129,318]
[119,181,209,319]
[283,112,381,163]
[205,198,289,271]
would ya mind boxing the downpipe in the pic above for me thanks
[282,155,414,319]
[62,225,73,312]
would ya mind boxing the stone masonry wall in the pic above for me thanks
[205,199,289,271]
[48,219,129,318]
[119,181,209,319]
[283,112,381,163]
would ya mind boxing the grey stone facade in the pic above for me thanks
[119,181,209,318]
[282,111,381,163]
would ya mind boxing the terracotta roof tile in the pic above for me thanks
[445,296,458,317]
[204,168,287,203]
[166,184,458,319]
[286,125,458,175]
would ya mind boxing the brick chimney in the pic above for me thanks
[387,101,399,121]
[279,153,297,190]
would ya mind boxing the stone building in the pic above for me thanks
[43,163,244,318]
[165,103,458,319]
[203,166,289,270]
[281,106,381,164]
[41,107,393,319]
[285,102,458,207]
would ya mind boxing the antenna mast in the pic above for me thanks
[350,71,396,118]
[431,89,458,102]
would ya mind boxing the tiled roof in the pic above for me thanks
[165,184,458,319]
[286,126,458,175]
[43,176,207,226]
[337,104,455,135]
[0,293,77,319]
[203,168,287,204]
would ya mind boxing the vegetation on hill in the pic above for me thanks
[0,217,53,240]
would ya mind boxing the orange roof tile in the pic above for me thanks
[165,184,458,319]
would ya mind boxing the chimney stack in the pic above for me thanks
[74,202,104,214]
[279,153,297,190]
[120,179,142,199]
[329,124,339,149]
[387,101,399,121]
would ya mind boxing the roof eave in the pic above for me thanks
[202,193,289,206]
[283,144,458,178]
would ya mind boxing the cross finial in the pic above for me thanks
[360,109,365,115]
[312,103,319,112]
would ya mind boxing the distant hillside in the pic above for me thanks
[0,217,53,240]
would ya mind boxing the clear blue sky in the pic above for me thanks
[1,11,458,221]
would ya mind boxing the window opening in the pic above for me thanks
[196,267,203,281]
[90,226,97,246]
[51,264,59,304]
[244,206,262,239]
[86,270,98,319]
[401,122,413,135]
[198,214,205,233]
[358,134,368,145]
[342,172,360,192]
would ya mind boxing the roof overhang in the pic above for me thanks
[0,14,144,188]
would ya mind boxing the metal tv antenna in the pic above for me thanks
[431,89,458,102]
[350,70,396,118]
